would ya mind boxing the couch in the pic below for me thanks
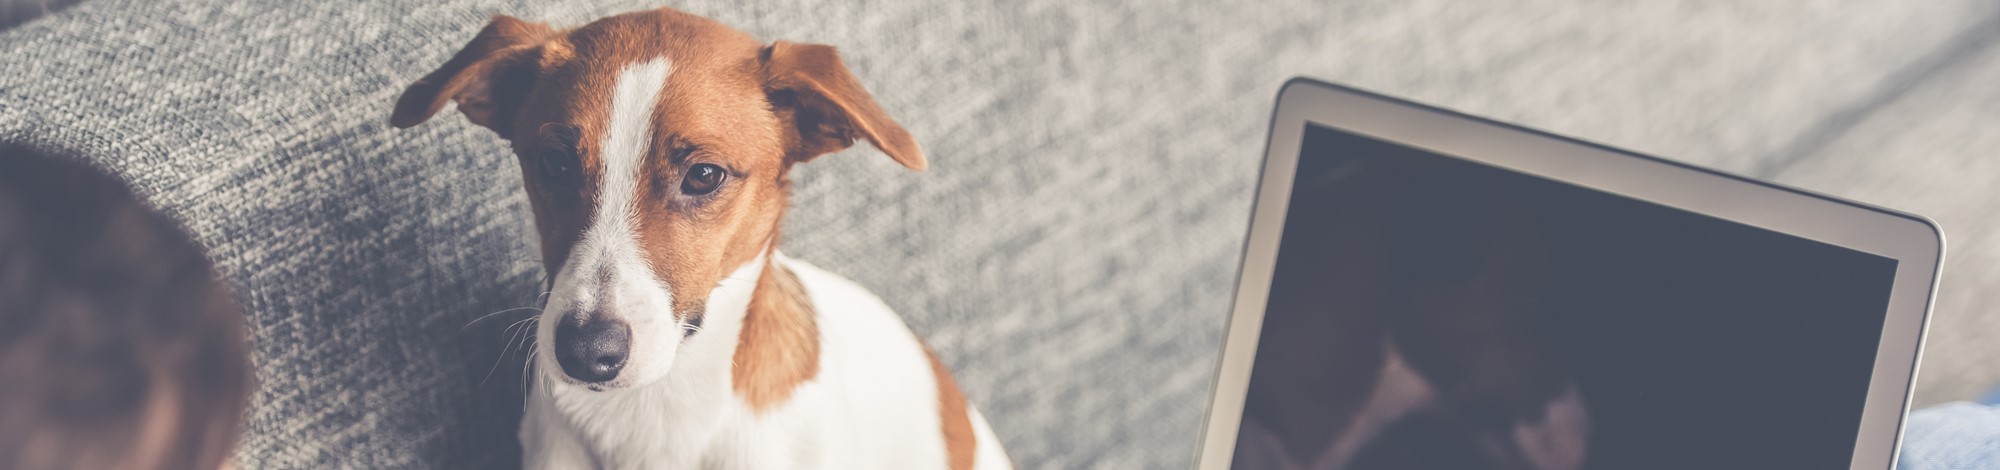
[6,0,1999,467]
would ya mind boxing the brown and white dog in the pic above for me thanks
[391,8,1009,469]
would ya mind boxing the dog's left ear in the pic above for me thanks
[761,41,925,170]
[391,15,556,138]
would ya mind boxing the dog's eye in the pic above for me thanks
[681,163,726,195]
[537,123,582,184]
[540,147,579,182]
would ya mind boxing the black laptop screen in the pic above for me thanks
[1230,123,1899,469]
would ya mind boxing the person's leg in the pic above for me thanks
[1979,387,2000,407]
[1899,385,2000,470]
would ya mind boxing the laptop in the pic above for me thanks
[1195,79,1943,470]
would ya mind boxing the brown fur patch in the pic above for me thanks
[760,41,926,170]
[731,260,820,411]
[389,15,555,134]
[925,346,976,470]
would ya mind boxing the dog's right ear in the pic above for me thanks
[391,15,555,138]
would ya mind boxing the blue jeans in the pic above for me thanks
[1899,387,2000,469]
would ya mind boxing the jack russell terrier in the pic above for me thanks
[391,8,1010,469]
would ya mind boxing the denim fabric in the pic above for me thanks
[5,0,2000,468]
[1899,390,2000,470]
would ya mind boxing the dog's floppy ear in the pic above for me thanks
[391,15,555,137]
[760,41,925,170]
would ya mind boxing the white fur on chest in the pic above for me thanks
[521,255,959,470]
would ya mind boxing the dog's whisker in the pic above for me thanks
[478,326,526,388]
[498,316,537,339]
[481,318,537,388]
[519,320,541,398]
[461,306,544,332]
[509,317,541,345]
[506,319,537,363]
[524,345,541,397]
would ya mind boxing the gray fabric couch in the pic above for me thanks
[6,0,2000,468]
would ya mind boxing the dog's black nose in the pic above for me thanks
[554,317,630,383]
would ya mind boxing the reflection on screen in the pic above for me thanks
[1230,124,1898,470]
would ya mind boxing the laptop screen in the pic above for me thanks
[1230,123,1900,469]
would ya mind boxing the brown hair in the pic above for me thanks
[0,143,253,470]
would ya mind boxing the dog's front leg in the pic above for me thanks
[521,393,598,470]
[695,428,824,470]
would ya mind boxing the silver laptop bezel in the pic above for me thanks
[1195,78,1943,470]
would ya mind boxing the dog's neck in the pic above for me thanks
[731,248,821,410]
[724,185,821,410]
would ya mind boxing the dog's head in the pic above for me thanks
[392,8,921,389]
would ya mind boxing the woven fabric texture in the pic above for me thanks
[5,0,2000,468]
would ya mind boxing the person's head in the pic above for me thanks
[0,143,253,470]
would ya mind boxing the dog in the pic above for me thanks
[1234,158,1589,470]
[391,8,1010,470]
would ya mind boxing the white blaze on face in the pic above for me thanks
[539,56,679,388]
